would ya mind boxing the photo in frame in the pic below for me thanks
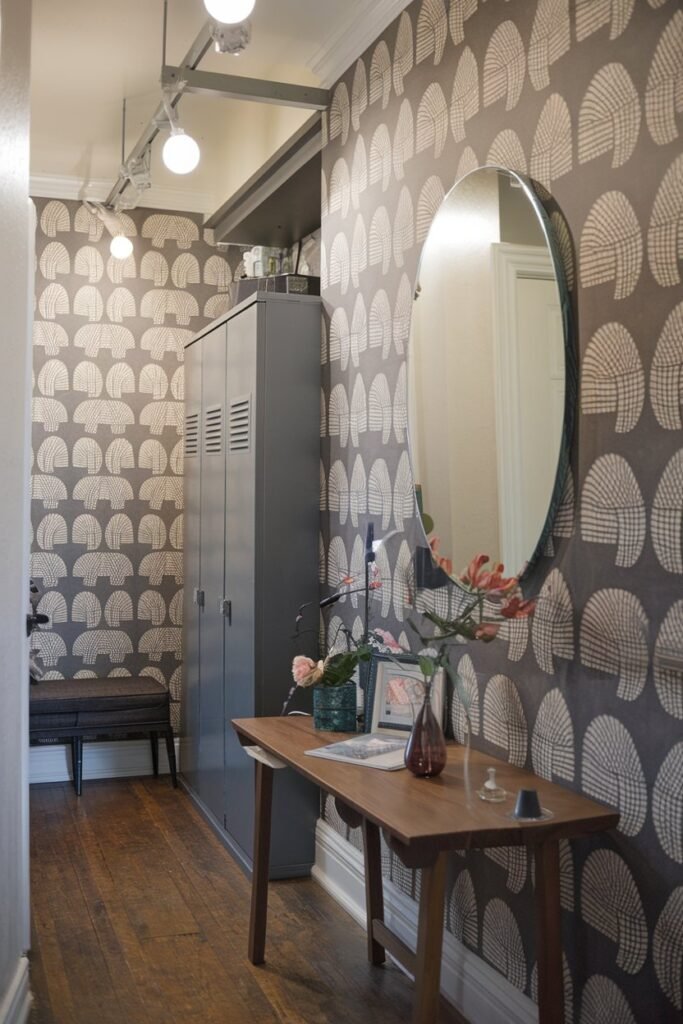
[365,653,445,735]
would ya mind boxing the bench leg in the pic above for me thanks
[150,731,159,776]
[71,737,83,796]
[164,728,178,788]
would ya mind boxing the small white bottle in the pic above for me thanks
[479,767,506,802]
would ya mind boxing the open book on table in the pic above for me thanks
[305,732,407,771]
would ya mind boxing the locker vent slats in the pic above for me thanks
[184,412,199,458]
[204,406,223,455]
[229,395,251,452]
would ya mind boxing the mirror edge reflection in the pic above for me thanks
[407,164,577,596]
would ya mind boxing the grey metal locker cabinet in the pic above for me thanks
[223,295,321,877]
[222,303,258,864]
[182,292,319,880]
[197,323,228,824]
[257,294,324,877]
[181,339,202,793]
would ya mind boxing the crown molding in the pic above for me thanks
[307,0,412,87]
[29,173,216,216]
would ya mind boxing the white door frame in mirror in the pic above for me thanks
[491,243,564,574]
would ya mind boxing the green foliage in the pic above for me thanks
[418,655,436,680]
[421,512,434,536]
[318,644,372,687]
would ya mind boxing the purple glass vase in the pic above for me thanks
[404,684,447,778]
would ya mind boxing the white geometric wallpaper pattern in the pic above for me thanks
[31,199,244,727]
[319,1,683,1019]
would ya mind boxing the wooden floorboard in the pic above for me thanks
[29,777,465,1024]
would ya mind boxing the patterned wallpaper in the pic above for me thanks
[30,199,244,727]
[319,1,683,1021]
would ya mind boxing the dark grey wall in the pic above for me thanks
[30,199,245,727]
[320,1,683,1020]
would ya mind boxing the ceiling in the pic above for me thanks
[30,0,405,218]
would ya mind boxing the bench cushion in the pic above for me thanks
[29,677,170,716]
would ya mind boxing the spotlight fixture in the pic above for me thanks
[203,0,255,25]
[162,127,201,175]
[122,150,152,193]
[109,234,134,260]
[82,201,134,261]
[210,19,251,54]
[159,89,200,175]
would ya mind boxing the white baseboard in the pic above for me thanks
[29,738,180,785]
[313,820,538,1024]
[0,957,31,1024]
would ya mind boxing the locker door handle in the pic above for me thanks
[193,588,205,609]
[219,598,232,625]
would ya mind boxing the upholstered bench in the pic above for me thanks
[29,677,178,796]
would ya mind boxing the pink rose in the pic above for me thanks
[292,655,325,687]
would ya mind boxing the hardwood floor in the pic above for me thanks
[29,778,465,1024]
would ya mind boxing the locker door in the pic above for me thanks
[181,340,202,793]
[223,303,259,859]
[198,324,228,824]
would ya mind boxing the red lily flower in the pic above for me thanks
[460,553,490,588]
[429,536,453,575]
[461,554,517,595]
[500,596,536,619]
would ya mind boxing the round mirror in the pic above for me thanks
[408,166,573,584]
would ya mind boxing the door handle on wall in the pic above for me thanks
[193,588,205,608]
[219,598,232,624]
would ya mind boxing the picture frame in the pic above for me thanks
[365,653,445,735]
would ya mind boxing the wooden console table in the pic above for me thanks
[232,716,618,1024]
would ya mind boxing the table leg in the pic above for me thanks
[412,851,447,1024]
[535,840,564,1024]
[248,759,274,965]
[362,819,385,965]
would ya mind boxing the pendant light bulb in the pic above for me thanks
[110,234,133,260]
[162,128,200,175]
[204,0,255,24]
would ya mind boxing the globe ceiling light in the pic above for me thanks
[162,128,201,175]
[204,0,255,25]
[109,234,134,260]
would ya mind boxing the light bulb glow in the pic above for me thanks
[204,0,255,24]
[110,234,133,260]
[162,130,200,175]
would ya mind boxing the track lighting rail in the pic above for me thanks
[104,21,214,209]
[161,65,330,110]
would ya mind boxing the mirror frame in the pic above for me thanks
[408,165,577,591]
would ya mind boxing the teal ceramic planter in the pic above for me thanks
[313,683,356,732]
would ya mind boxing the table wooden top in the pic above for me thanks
[232,716,618,852]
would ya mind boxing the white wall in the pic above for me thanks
[211,97,311,214]
[409,171,501,569]
[0,0,32,1020]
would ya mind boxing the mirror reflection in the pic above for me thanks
[408,166,568,581]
